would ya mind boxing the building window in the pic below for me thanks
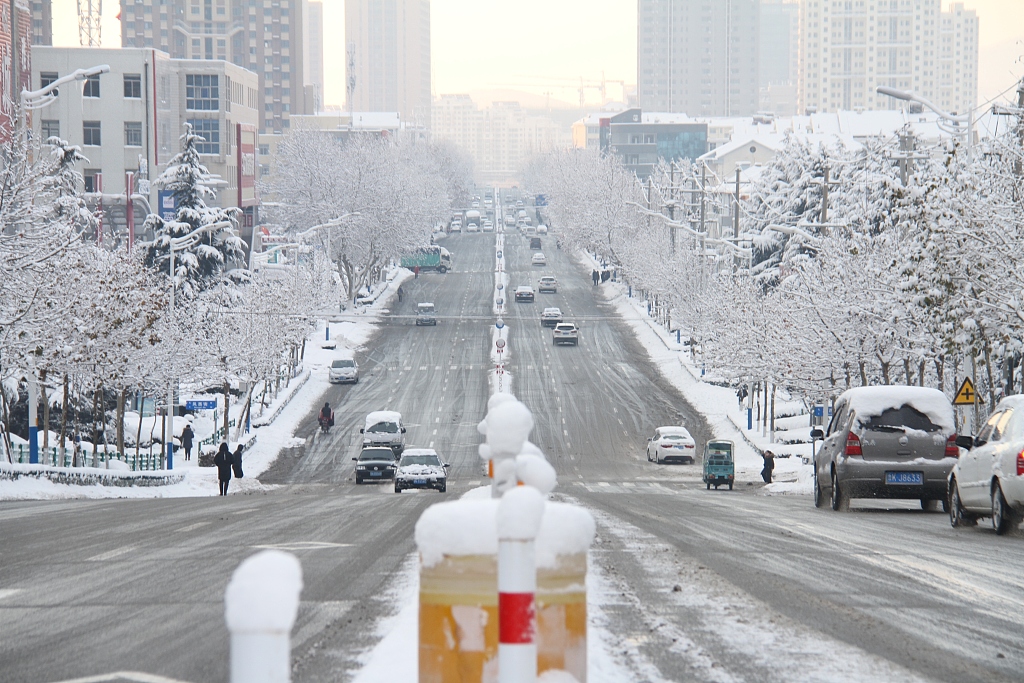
[124,74,142,98]
[258,144,269,155]
[187,118,220,154]
[41,119,60,140]
[185,74,219,110]
[40,71,58,95]
[83,75,100,98]
[83,121,101,146]
[125,121,143,147]
[83,169,100,193]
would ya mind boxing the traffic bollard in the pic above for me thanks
[224,550,303,683]
[498,487,544,683]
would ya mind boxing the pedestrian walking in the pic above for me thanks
[592,269,600,286]
[760,450,775,484]
[232,444,245,479]
[397,286,404,303]
[180,424,195,462]
[214,443,233,496]
[414,266,420,279]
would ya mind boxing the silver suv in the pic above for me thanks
[552,323,579,346]
[812,386,958,511]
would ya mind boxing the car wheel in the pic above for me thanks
[439,484,447,493]
[655,451,660,464]
[728,482,733,490]
[439,266,447,274]
[394,485,402,493]
[646,448,651,462]
[992,484,1015,535]
[831,470,849,511]
[813,469,825,508]
[949,480,975,528]
[921,499,940,512]
[356,478,362,485]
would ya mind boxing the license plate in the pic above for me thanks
[414,479,426,485]
[885,471,923,485]
[371,471,382,477]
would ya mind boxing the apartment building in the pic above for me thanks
[31,47,260,239]
[637,0,760,117]
[799,0,977,115]
[346,0,431,129]
[30,0,51,45]
[119,0,321,134]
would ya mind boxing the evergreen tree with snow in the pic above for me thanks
[142,124,246,300]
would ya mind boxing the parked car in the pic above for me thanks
[540,307,563,327]
[552,322,579,346]
[948,395,1024,533]
[416,302,437,326]
[538,276,557,293]
[450,221,462,233]
[328,357,359,384]
[537,224,548,235]
[811,386,958,511]
[353,447,398,484]
[647,426,697,464]
[530,237,542,250]
[360,411,406,454]
[531,253,547,266]
[394,448,449,493]
[515,286,535,303]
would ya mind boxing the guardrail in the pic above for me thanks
[8,444,167,471]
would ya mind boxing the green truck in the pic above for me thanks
[401,246,452,274]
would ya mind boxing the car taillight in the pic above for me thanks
[845,432,862,456]
[946,434,960,458]
[661,444,672,448]
[1018,449,1024,477]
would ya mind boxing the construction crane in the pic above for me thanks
[493,73,632,110]
[78,0,102,47]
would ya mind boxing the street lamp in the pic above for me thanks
[21,64,111,111]
[876,85,974,154]
[164,220,233,469]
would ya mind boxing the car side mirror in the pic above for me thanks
[359,428,364,434]
[647,437,652,442]
[955,435,976,450]
[443,462,450,468]
[352,458,357,462]
[810,429,824,440]
[401,427,407,433]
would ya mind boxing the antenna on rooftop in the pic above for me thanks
[78,0,102,47]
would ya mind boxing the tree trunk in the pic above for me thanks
[116,388,126,463]
[770,383,777,442]
[136,390,145,461]
[859,360,868,386]
[984,344,997,408]
[41,369,49,460]
[934,357,944,393]
[92,385,101,467]
[1,387,12,463]
[903,358,913,385]
[880,358,891,385]
[59,374,68,467]
[300,338,306,361]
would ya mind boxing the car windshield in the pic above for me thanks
[661,434,688,441]
[418,304,434,312]
[368,421,399,433]
[706,443,732,457]
[359,449,394,461]
[401,455,442,467]
[862,405,942,432]
[331,360,355,368]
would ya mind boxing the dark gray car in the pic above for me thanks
[812,386,958,511]
[353,447,398,484]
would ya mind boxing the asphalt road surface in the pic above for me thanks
[2,229,1023,683]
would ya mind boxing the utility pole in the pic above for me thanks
[669,162,676,254]
[733,167,741,240]
[820,164,830,225]
[699,162,707,236]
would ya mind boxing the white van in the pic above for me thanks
[361,411,406,454]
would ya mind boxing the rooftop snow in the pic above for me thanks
[839,386,955,433]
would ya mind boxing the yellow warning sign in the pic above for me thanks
[954,377,982,406]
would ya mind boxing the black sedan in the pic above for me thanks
[353,447,398,484]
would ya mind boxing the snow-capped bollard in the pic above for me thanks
[497,486,545,683]
[224,550,303,683]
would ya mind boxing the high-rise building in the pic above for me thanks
[120,0,321,134]
[798,0,977,115]
[304,1,324,112]
[0,1,33,139]
[637,0,759,117]
[346,0,431,129]
[759,0,799,115]
[30,0,52,46]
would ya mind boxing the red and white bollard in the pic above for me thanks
[497,486,546,683]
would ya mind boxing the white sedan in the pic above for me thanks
[949,395,1024,534]
[647,427,697,464]
[531,253,547,266]
[394,448,449,493]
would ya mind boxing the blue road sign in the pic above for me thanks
[186,400,217,411]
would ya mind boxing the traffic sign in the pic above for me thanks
[497,250,503,259]
[496,318,505,329]
[495,339,506,350]
[954,377,982,405]
[186,400,217,411]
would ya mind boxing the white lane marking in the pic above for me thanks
[49,672,195,683]
[435,417,440,423]
[622,482,635,488]
[0,589,21,601]
[613,407,618,413]
[87,546,135,562]
[433,429,438,435]
[254,541,351,551]
[435,366,441,370]
[450,365,457,370]
[404,367,412,371]
[420,366,427,371]
[569,454,575,461]
[568,443,572,448]
[598,482,611,487]
[429,441,435,448]
[175,522,211,533]
[617,419,623,425]
[564,430,569,436]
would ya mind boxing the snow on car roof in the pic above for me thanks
[365,410,402,425]
[658,426,692,437]
[839,386,955,432]
[402,448,438,456]
[516,285,533,291]
[543,308,561,314]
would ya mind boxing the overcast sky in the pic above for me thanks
[53,0,1024,111]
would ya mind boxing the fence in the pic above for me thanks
[8,444,166,471]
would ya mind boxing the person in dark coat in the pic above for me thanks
[761,450,775,484]
[180,424,195,462]
[592,269,600,286]
[214,443,233,495]
[232,444,244,479]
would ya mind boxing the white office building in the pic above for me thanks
[31,47,261,241]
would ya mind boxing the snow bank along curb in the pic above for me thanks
[251,369,311,428]
[0,462,184,487]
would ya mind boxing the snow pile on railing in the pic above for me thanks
[414,394,594,683]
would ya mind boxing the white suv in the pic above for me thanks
[553,323,579,346]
